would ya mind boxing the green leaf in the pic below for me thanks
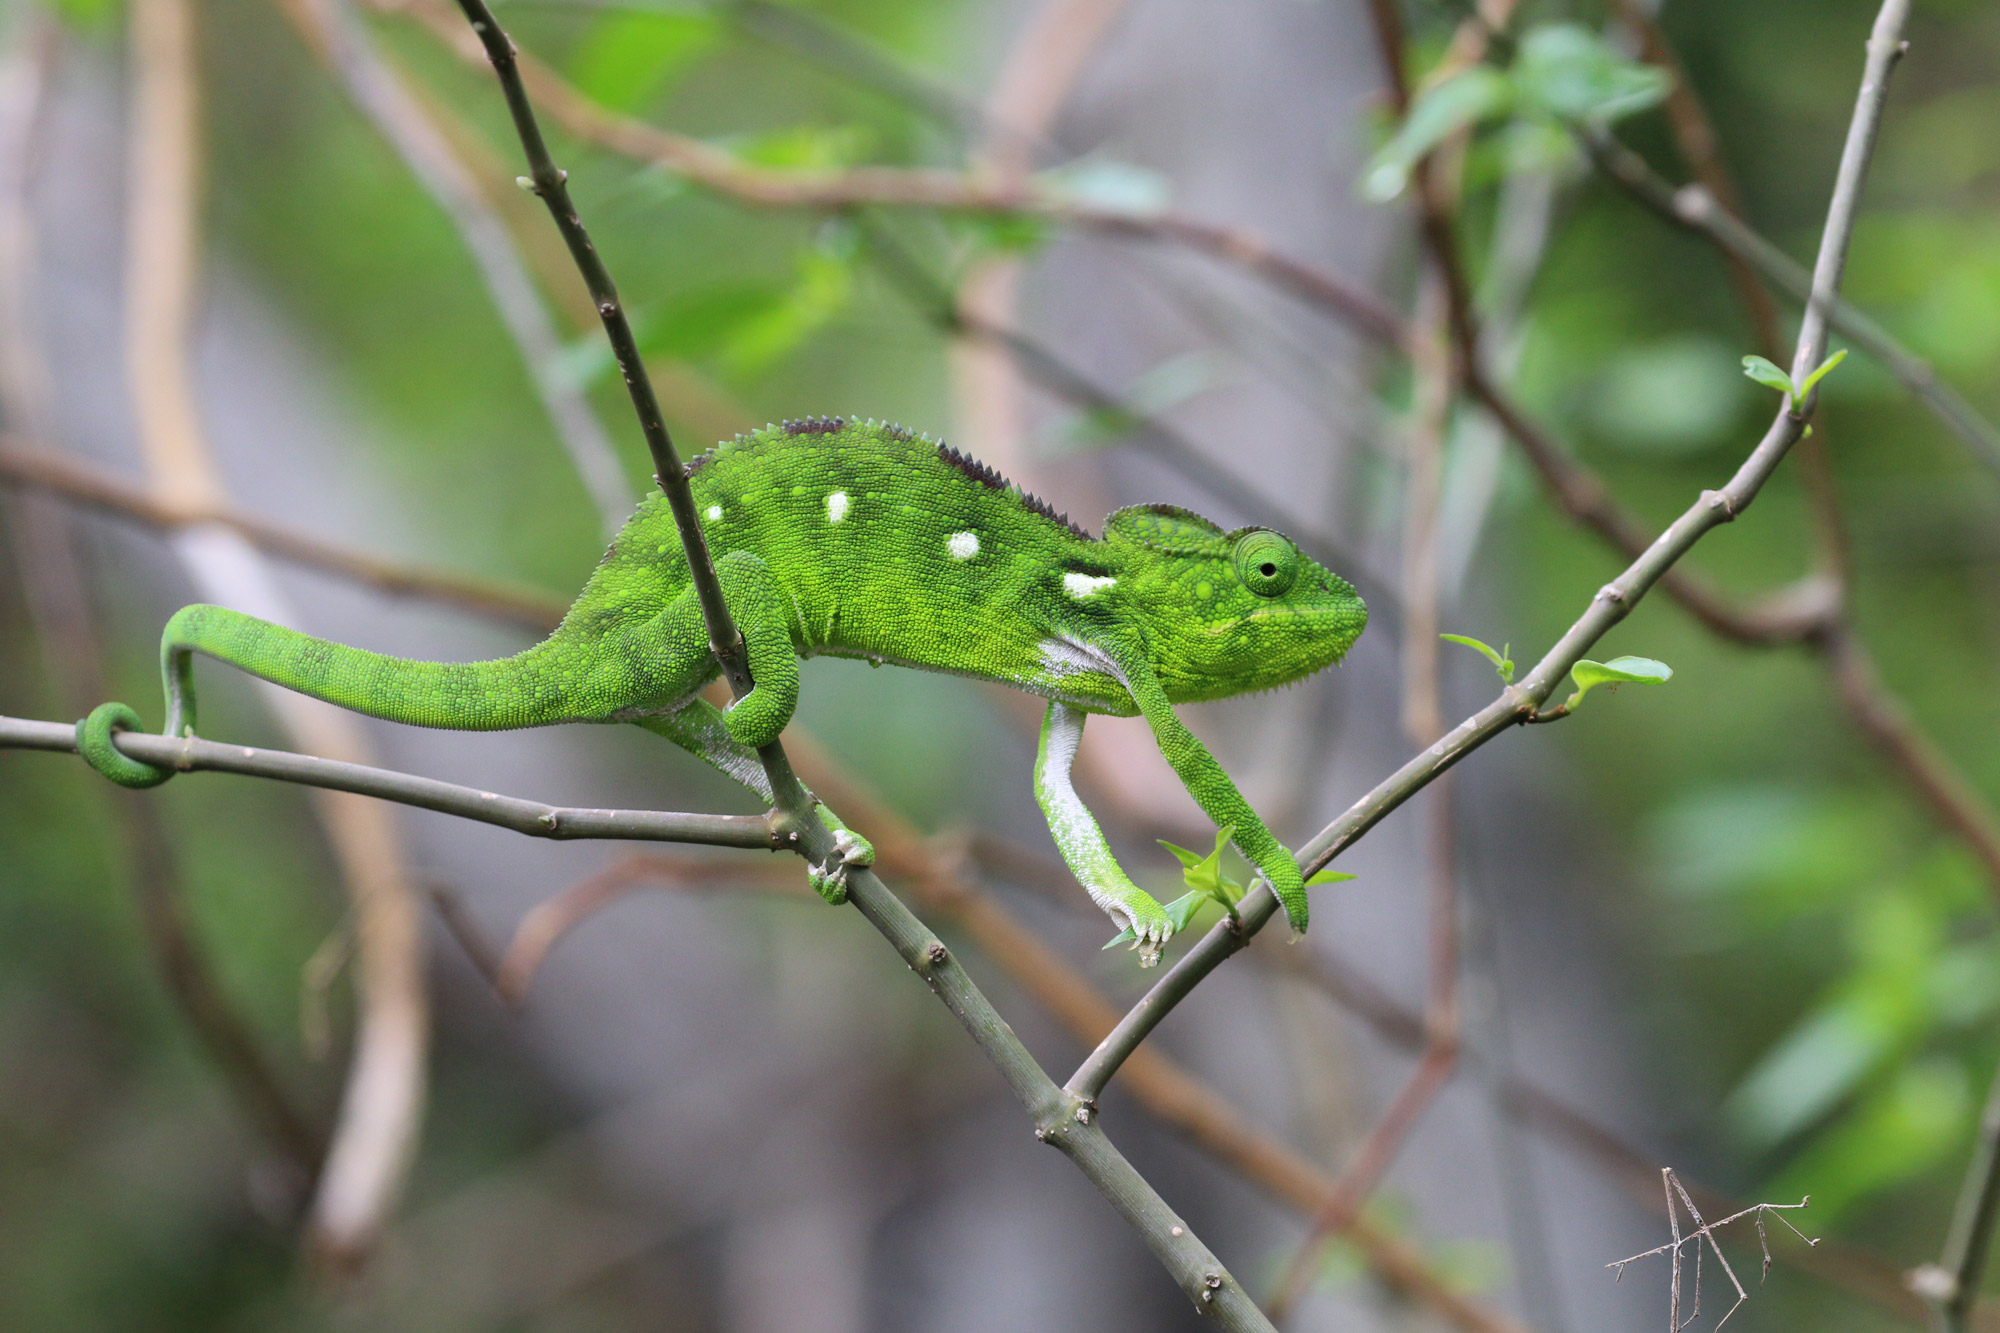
[1102,926,1137,951]
[1510,24,1670,125]
[1160,826,1246,909]
[1742,354,1796,398]
[1799,347,1849,401]
[719,236,857,376]
[1440,633,1514,684]
[1566,655,1673,709]
[1163,892,1208,934]
[567,10,721,114]
[1305,869,1358,886]
[1362,67,1513,201]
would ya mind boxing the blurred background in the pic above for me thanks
[1,0,1997,1328]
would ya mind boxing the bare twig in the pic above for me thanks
[1920,1057,2000,1330]
[0,714,788,846]
[1583,129,2000,479]
[1070,0,1912,1104]
[386,0,1408,347]
[1608,1169,1816,1332]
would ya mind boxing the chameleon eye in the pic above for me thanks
[1233,531,1298,597]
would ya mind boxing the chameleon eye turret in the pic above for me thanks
[1232,530,1299,597]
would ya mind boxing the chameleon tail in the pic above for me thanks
[78,604,613,787]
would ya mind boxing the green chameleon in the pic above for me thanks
[77,419,1367,963]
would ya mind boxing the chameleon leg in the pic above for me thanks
[632,698,872,906]
[1035,700,1173,965]
[1116,654,1310,936]
[701,550,799,750]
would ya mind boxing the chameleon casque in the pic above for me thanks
[77,418,1368,963]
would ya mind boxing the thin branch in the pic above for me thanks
[0,714,787,848]
[440,0,1278,1318]
[1070,0,1911,1103]
[277,0,632,535]
[1925,1053,2000,1329]
[1583,128,2000,480]
[0,439,568,629]
[1608,1169,1816,1332]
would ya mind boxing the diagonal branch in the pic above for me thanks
[1582,127,2000,479]
[1069,0,1912,1104]
[437,0,1280,1320]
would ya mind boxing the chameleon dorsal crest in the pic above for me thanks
[1103,504,1231,555]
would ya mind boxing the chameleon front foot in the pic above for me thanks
[1106,892,1175,969]
[76,702,175,789]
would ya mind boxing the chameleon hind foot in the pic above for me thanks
[76,702,175,789]
[806,803,875,905]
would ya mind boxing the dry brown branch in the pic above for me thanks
[0,440,569,629]
[0,15,325,1182]
[126,0,427,1267]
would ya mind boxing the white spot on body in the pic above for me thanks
[947,531,980,560]
[826,491,850,524]
[705,504,722,521]
[1063,572,1117,599]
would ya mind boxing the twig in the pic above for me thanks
[1607,1169,1816,1332]
[0,714,787,847]
[1922,1056,2000,1330]
[276,0,632,535]
[1582,128,2000,480]
[490,852,789,1005]
[1069,0,1912,1104]
[0,439,568,629]
[441,0,1278,1318]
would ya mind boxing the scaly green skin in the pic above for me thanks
[77,419,1367,956]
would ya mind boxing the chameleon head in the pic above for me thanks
[1102,504,1368,703]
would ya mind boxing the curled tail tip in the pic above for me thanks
[76,702,174,789]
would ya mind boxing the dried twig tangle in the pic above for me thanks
[1608,1169,1816,1332]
